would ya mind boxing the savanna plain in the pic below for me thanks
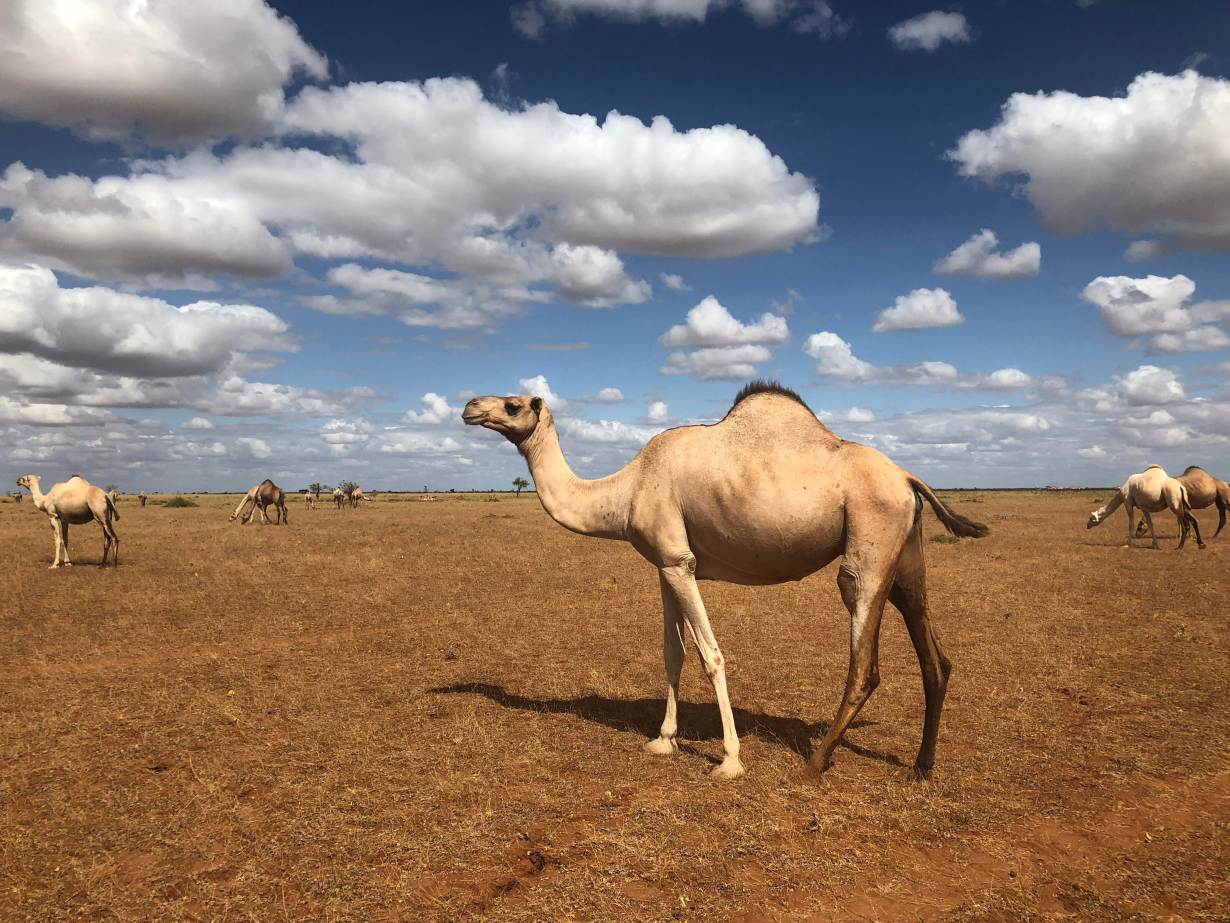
[1,490,1227,921]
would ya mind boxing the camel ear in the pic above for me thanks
[530,397,543,412]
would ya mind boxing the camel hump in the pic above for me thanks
[1182,465,1206,475]
[1144,464,1163,471]
[729,380,811,413]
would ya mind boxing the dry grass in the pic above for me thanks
[1,491,1227,921]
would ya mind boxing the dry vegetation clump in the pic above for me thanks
[1,492,1227,920]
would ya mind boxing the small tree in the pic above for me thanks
[512,476,529,496]
[105,484,119,494]
[338,480,358,496]
[309,482,325,499]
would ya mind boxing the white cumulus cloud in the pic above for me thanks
[872,288,963,333]
[0,264,290,377]
[888,11,971,52]
[1081,274,1230,354]
[661,345,773,380]
[934,229,1040,280]
[949,71,1230,256]
[660,295,790,347]
[0,0,327,143]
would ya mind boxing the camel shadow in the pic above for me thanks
[430,682,906,770]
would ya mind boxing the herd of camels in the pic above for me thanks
[11,382,1229,780]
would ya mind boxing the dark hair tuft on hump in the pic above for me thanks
[731,380,811,412]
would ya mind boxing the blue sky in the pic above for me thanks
[1,0,1228,491]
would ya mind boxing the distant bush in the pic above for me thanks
[163,496,198,508]
[931,533,959,545]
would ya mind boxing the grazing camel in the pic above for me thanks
[138,491,147,508]
[304,492,316,510]
[463,382,988,781]
[16,474,120,568]
[229,479,289,525]
[350,486,366,507]
[1134,466,1229,540]
[333,487,346,509]
[1088,465,1203,549]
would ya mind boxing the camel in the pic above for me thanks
[10,491,21,503]
[229,479,289,525]
[463,382,988,781]
[16,474,120,568]
[1133,466,1229,540]
[1088,464,1203,549]
[350,486,366,508]
[138,491,147,508]
[305,492,316,510]
[106,489,119,505]
[333,487,346,510]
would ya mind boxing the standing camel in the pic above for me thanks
[10,491,21,503]
[138,491,147,508]
[463,382,988,781]
[304,492,316,510]
[1134,466,1229,540]
[16,474,120,568]
[1088,465,1203,549]
[333,487,346,509]
[229,479,289,525]
[350,486,365,508]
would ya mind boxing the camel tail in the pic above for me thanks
[106,494,120,522]
[907,476,988,538]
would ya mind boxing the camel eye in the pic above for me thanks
[505,402,519,415]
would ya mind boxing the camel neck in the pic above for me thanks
[519,414,633,540]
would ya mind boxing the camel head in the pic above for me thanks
[462,395,546,445]
[1086,508,1105,529]
[15,474,38,491]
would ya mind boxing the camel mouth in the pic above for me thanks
[461,411,488,425]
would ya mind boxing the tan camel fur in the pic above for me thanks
[333,487,346,509]
[305,492,316,510]
[229,479,289,525]
[1088,465,1203,549]
[107,489,119,505]
[464,382,988,781]
[350,486,366,507]
[17,474,120,568]
[1134,466,1229,540]
[138,491,147,508]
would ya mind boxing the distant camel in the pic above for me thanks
[333,487,346,509]
[304,492,316,510]
[230,479,289,525]
[350,486,366,508]
[1134,466,1229,539]
[1088,465,1203,549]
[16,474,120,568]
[138,491,147,508]
[464,382,988,780]
[107,489,119,505]
[11,491,22,503]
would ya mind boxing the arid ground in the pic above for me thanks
[1,490,1227,921]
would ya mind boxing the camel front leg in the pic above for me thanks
[645,572,685,756]
[48,517,65,568]
[1180,509,1204,550]
[1143,510,1158,549]
[59,521,73,567]
[1125,499,1136,547]
[660,554,743,779]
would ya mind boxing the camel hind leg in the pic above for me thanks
[96,505,119,567]
[811,504,910,774]
[888,523,951,780]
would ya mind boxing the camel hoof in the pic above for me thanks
[909,763,934,782]
[643,737,678,756]
[1198,543,1207,550]
[710,757,745,781]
